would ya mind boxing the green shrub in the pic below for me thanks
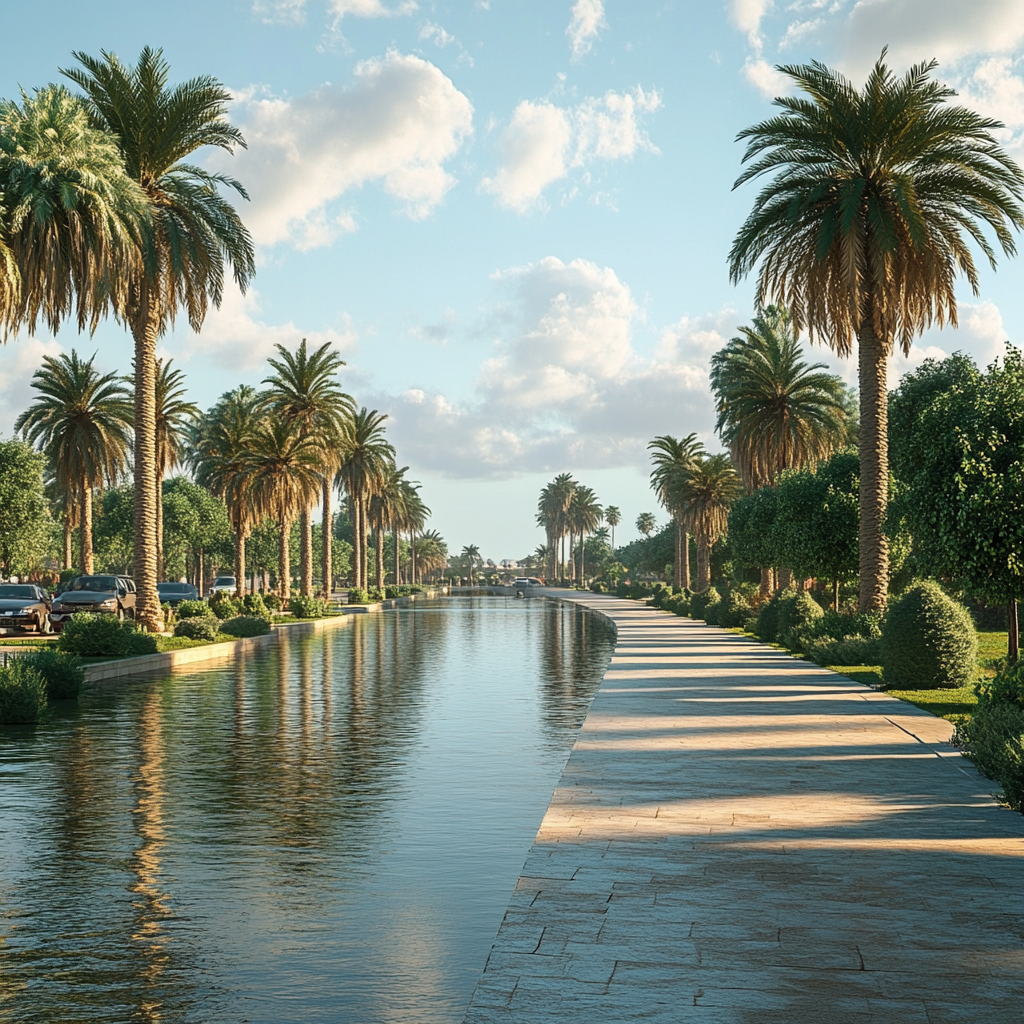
[209,593,240,619]
[0,660,48,724]
[176,599,214,620]
[290,595,329,619]
[174,617,220,641]
[220,615,271,638]
[957,701,1024,810]
[690,587,720,621]
[881,582,978,689]
[367,587,385,602]
[123,624,159,656]
[742,615,759,634]
[241,593,269,617]
[975,661,1024,709]
[57,614,156,658]
[704,597,723,625]
[590,581,606,593]
[262,593,282,612]
[348,587,368,605]
[756,589,789,644]
[20,648,84,700]
[717,591,753,629]
[780,591,824,647]
[804,634,883,667]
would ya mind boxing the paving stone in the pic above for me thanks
[462,596,1024,1023]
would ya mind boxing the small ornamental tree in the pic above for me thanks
[727,486,779,599]
[890,348,1024,662]
[0,441,52,578]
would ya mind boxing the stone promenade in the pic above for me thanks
[464,594,1024,1023]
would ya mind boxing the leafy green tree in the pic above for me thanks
[161,477,231,583]
[16,351,132,574]
[727,486,779,591]
[0,441,52,578]
[889,347,1024,662]
[93,484,134,574]
[730,54,1024,611]
[65,47,256,630]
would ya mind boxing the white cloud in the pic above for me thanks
[743,57,789,97]
[0,337,64,438]
[371,257,731,476]
[419,21,455,46]
[482,87,661,212]
[182,285,358,372]
[252,0,307,24]
[567,0,606,61]
[329,0,417,17]
[222,52,473,248]
[732,0,772,50]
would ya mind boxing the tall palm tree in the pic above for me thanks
[670,454,741,591]
[729,54,1024,611]
[262,339,354,596]
[567,486,602,582]
[415,530,447,583]
[16,351,132,574]
[604,505,621,552]
[536,473,576,580]
[64,47,256,630]
[404,487,430,584]
[335,409,394,590]
[649,434,704,589]
[190,386,261,596]
[461,544,481,586]
[244,418,323,600]
[0,84,145,340]
[635,512,656,538]
[368,464,411,592]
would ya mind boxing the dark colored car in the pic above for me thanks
[0,584,52,633]
[157,581,200,607]
[49,575,137,632]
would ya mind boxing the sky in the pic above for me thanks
[2,0,1024,561]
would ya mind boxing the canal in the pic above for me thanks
[0,596,615,1023]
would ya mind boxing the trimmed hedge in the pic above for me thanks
[690,587,720,621]
[20,648,85,700]
[0,660,48,724]
[209,593,241,619]
[881,582,977,689]
[58,614,158,658]
[176,599,214,620]
[348,587,368,605]
[241,593,269,617]
[220,615,272,638]
[174,617,221,641]
[289,595,329,619]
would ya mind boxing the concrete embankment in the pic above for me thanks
[464,592,1024,1024]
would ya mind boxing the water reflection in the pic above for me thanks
[0,597,614,1023]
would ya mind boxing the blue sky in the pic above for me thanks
[3,0,1024,560]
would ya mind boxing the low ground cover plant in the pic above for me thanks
[209,593,241,619]
[173,617,221,642]
[289,596,329,619]
[176,599,215,620]
[0,659,48,724]
[58,614,158,658]
[220,615,271,638]
[19,648,85,700]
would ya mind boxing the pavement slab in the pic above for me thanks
[463,595,1024,1023]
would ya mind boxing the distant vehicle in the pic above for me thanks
[49,575,137,632]
[207,575,237,597]
[513,577,543,592]
[157,582,200,607]
[0,584,52,633]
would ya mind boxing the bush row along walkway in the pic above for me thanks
[464,593,1024,1024]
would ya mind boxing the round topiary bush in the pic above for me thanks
[690,587,720,621]
[21,648,85,700]
[176,599,215,620]
[881,581,978,689]
[174,617,220,641]
[209,593,240,619]
[780,591,825,648]
[241,593,269,617]
[220,615,272,638]
[0,660,48,724]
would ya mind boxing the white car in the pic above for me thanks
[513,577,543,589]
[207,575,237,596]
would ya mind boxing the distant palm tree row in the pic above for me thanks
[536,475,604,583]
[16,341,441,599]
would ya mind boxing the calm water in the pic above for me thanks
[0,597,615,1023]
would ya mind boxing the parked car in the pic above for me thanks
[157,581,200,607]
[49,575,137,632]
[0,583,52,633]
[513,577,543,594]
[207,575,236,597]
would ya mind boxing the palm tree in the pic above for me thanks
[461,544,481,586]
[604,506,621,552]
[262,339,354,596]
[671,454,741,591]
[368,465,411,592]
[16,351,132,574]
[536,473,576,580]
[335,409,394,590]
[649,434,705,589]
[415,530,447,583]
[729,54,1024,611]
[0,84,145,340]
[64,47,256,630]
[635,512,656,538]
[191,386,261,596]
[404,486,430,585]
[567,486,602,582]
[244,418,323,600]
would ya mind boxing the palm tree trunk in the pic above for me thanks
[697,535,710,591]
[80,484,94,575]
[131,295,163,632]
[1008,599,1019,666]
[833,578,840,612]
[156,476,164,581]
[569,530,576,582]
[682,531,691,589]
[279,515,292,601]
[322,481,332,599]
[393,526,400,585]
[375,528,385,592]
[674,519,683,589]
[857,317,890,613]
[300,507,313,596]
[349,495,361,590]
[197,547,204,596]
[63,514,73,571]
[410,531,417,585]
[235,529,247,599]
[580,534,585,582]
[778,567,793,590]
